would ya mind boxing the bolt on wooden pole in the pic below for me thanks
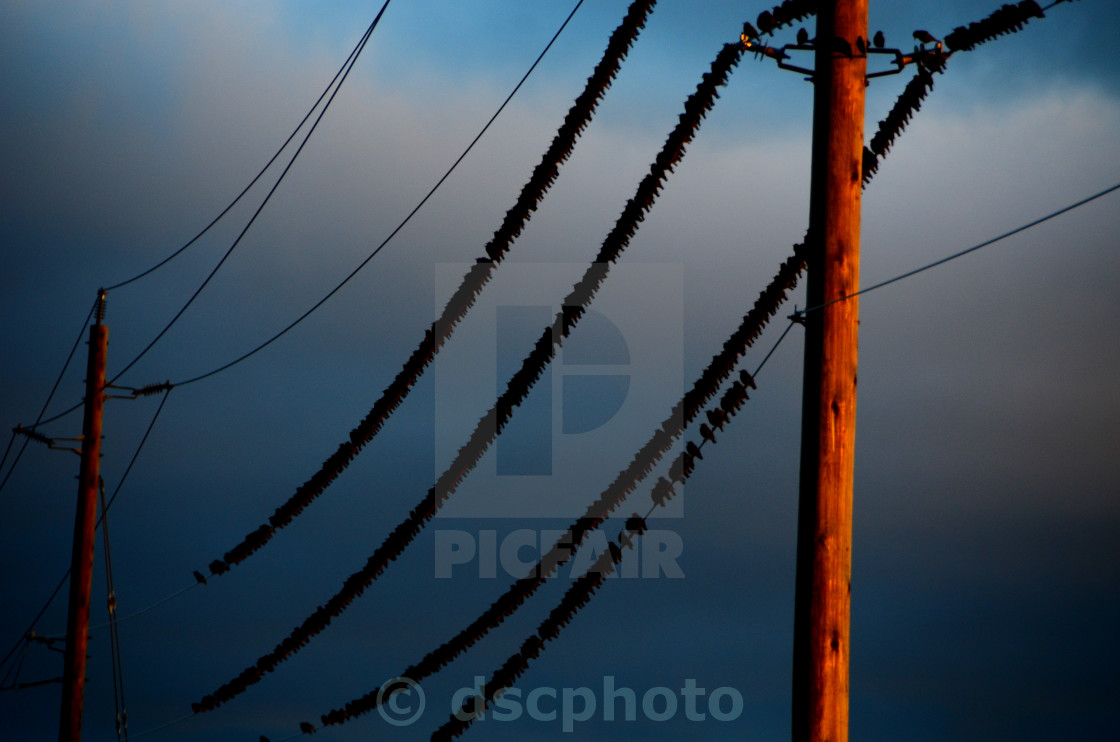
[791,1,867,741]
[59,291,108,742]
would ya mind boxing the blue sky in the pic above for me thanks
[2,1,1118,740]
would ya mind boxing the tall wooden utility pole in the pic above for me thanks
[791,1,867,741]
[59,291,108,742]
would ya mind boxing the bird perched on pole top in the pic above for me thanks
[873,30,886,48]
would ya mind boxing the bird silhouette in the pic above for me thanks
[608,542,623,564]
[700,423,717,444]
[193,570,207,585]
[873,30,885,48]
[797,27,809,45]
[741,21,759,41]
[685,441,703,460]
[706,408,729,431]
[757,11,775,35]
[299,721,315,734]
[856,36,867,55]
[913,29,937,45]
[829,36,853,58]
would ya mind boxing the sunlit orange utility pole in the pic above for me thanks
[791,0,867,740]
[59,291,108,742]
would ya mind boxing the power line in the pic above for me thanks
[103,5,391,292]
[431,6,1087,734]
[193,36,747,716]
[0,390,171,680]
[4,0,590,708]
[170,0,587,390]
[793,181,1120,320]
[99,479,129,741]
[434,328,791,739]
[0,297,97,496]
[126,712,195,741]
[7,3,392,436]
[314,241,806,731]
[202,0,654,580]
[312,17,969,727]
[108,2,390,387]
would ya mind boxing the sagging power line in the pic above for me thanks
[201,0,654,580]
[193,31,748,715]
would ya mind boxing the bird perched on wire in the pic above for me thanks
[608,542,623,564]
[797,27,810,45]
[741,21,759,41]
[628,514,647,534]
[913,29,938,45]
[706,408,729,431]
[873,30,886,48]
[757,10,775,35]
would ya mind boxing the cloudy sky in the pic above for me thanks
[2,1,1118,740]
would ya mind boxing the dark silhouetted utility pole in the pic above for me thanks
[59,291,108,742]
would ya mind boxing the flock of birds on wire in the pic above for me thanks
[2,0,1069,738]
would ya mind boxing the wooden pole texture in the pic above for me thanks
[791,1,867,740]
[59,298,108,742]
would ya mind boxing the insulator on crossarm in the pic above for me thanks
[14,424,53,447]
[95,289,107,323]
[133,381,173,397]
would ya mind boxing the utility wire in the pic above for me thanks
[793,181,1120,320]
[0,297,97,496]
[437,212,1087,733]
[103,7,387,292]
[8,3,391,434]
[126,712,196,741]
[202,0,654,579]
[320,20,981,730]
[0,574,68,679]
[434,317,797,739]
[194,37,747,715]
[4,0,585,692]
[0,390,170,677]
[314,242,806,730]
[170,0,586,390]
[434,7,1085,731]
[109,2,390,387]
[99,479,129,741]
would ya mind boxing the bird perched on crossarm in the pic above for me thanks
[913,29,938,45]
